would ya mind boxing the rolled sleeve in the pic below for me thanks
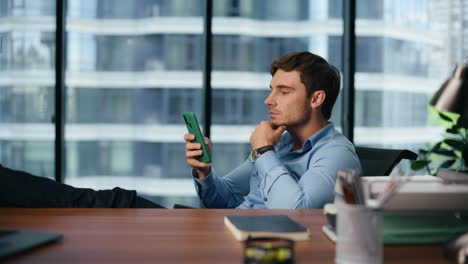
[255,150,281,177]
[193,169,216,193]
[192,160,253,208]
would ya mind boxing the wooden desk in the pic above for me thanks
[0,209,450,263]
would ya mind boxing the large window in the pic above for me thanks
[0,0,466,206]
[353,0,451,153]
[65,0,203,207]
[0,1,55,179]
[210,1,344,177]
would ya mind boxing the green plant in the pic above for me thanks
[411,112,468,175]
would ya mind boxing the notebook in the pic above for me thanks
[0,228,63,259]
[224,215,310,241]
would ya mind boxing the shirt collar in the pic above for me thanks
[277,122,335,153]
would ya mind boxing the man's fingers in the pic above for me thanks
[277,125,286,134]
[185,142,201,151]
[184,133,195,142]
[272,126,287,141]
[203,137,211,152]
[186,158,211,168]
[184,134,212,178]
[186,150,203,158]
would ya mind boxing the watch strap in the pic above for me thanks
[250,145,275,162]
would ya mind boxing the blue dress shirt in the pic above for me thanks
[193,123,361,209]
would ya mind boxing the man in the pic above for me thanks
[185,51,361,209]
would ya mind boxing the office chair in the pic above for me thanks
[355,146,418,176]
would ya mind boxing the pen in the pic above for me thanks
[341,179,357,204]
[376,175,411,208]
[352,173,365,204]
[337,169,364,205]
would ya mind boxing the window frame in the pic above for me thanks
[52,0,356,182]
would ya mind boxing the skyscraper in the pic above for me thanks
[0,0,464,206]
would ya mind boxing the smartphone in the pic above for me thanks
[183,112,211,163]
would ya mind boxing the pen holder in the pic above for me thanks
[335,203,383,264]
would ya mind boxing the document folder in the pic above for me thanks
[326,175,468,245]
[383,210,468,244]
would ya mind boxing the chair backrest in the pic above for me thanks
[355,146,418,176]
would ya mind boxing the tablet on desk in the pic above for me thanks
[0,229,63,259]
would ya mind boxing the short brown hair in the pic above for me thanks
[270,51,340,120]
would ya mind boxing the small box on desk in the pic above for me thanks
[324,175,468,245]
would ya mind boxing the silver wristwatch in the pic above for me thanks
[250,145,275,162]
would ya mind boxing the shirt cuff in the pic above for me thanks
[193,168,216,189]
[254,150,281,177]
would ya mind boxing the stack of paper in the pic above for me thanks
[362,175,468,210]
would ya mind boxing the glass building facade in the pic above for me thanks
[0,0,465,207]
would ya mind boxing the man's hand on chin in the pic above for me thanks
[250,121,286,150]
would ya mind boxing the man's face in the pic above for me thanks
[265,69,312,128]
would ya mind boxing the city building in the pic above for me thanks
[0,0,465,206]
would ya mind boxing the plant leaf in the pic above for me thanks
[446,127,459,134]
[431,149,457,157]
[456,117,468,128]
[411,160,430,171]
[440,159,456,169]
[431,142,442,152]
[443,139,465,150]
[439,112,453,122]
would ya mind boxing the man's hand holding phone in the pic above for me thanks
[184,134,211,179]
[183,112,212,179]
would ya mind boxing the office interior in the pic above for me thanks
[0,0,466,208]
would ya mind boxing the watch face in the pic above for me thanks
[249,150,256,162]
